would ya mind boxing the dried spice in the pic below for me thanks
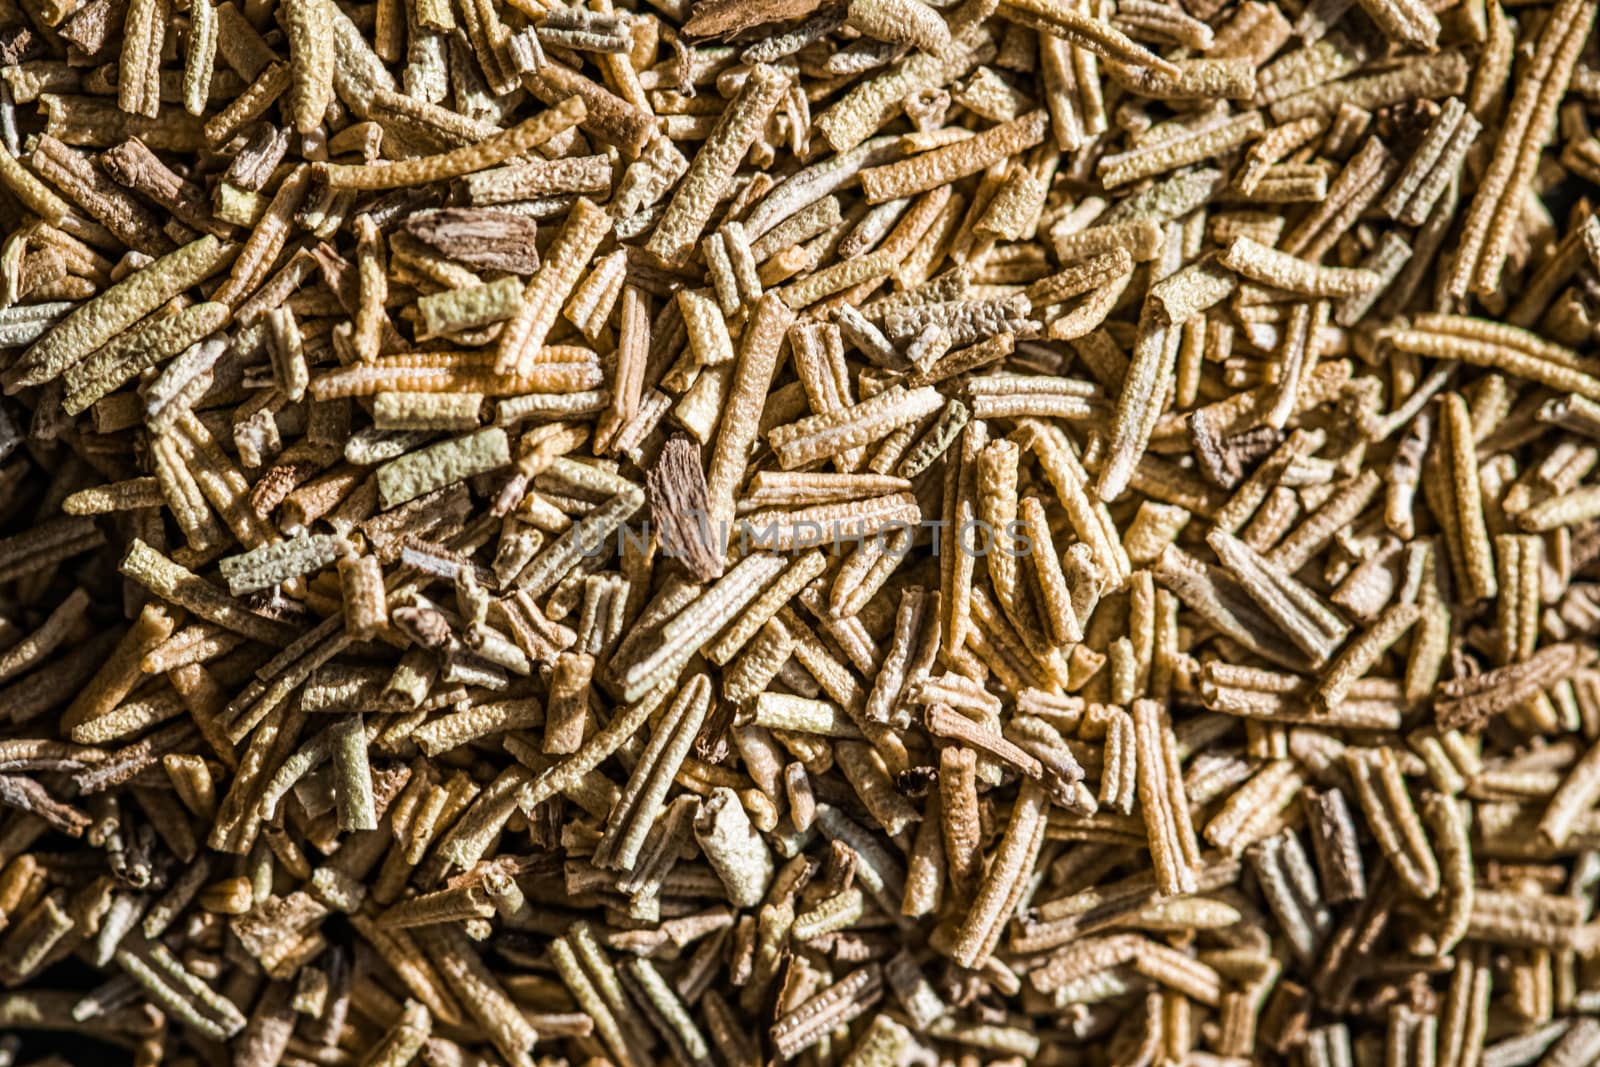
[0,0,1599,1061]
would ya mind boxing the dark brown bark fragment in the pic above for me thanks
[648,435,723,582]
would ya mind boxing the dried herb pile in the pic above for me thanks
[1,0,1600,1060]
